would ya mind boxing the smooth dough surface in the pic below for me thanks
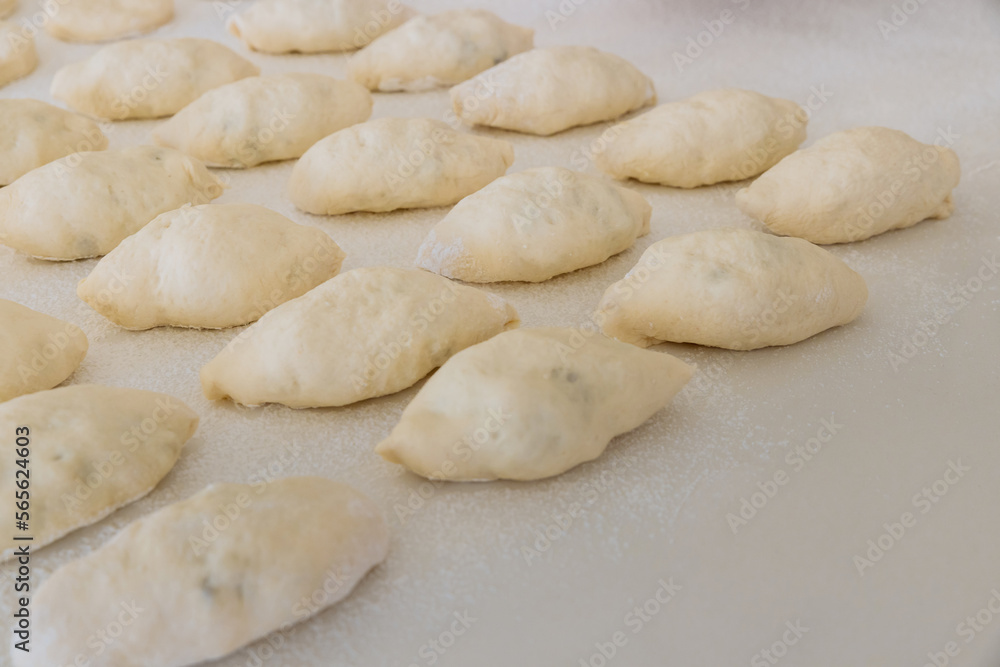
[0,146,223,260]
[376,327,693,481]
[0,0,15,18]
[348,9,533,91]
[0,300,88,402]
[0,20,37,88]
[0,99,108,186]
[595,227,868,350]
[449,45,655,136]
[0,384,198,562]
[44,0,173,42]
[51,38,259,120]
[78,204,346,330]
[736,126,962,243]
[595,88,807,188]
[153,73,372,167]
[18,477,388,667]
[228,0,415,54]
[289,117,514,214]
[201,266,519,408]
[417,167,651,283]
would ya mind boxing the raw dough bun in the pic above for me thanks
[153,73,372,168]
[595,227,868,350]
[416,167,651,283]
[449,45,655,136]
[228,0,415,54]
[18,477,388,667]
[78,204,346,330]
[289,117,514,215]
[595,88,807,188]
[0,20,36,88]
[348,9,533,91]
[0,0,15,18]
[1,384,198,562]
[201,266,519,408]
[0,99,108,185]
[51,38,259,120]
[0,300,88,402]
[0,146,224,260]
[376,327,693,481]
[736,126,962,243]
[44,0,173,42]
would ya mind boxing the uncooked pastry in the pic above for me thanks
[289,117,514,215]
[595,88,807,188]
[348,9,533,91]
[449,45,655,136]
[0,20,36,88]
[44,0,173,43]
[416,167,651,282]
[0,0,15,18]
[595,227,868,350]
[201,266,519,407]
[228,0,415,54]
[51,38,259,120]
[17,477,388,667]
[78,204,346,329]
[0,146,224,260]
[0,384,198,562]
[153,73,372,167]
[736,126,961,243]
[0,300,88,402]
[376,327,693,481]
[0,99,108,186]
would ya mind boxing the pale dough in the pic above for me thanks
[0,0,15,18]
[228,0,415,54]
[595,88,807,188]
[595,227,869,350]
[44,0,173,42]
[0,99,108,186]
[348,9,534,91]
[449,45,656,136]
[0,300,87,402]
[51,38,259,120]
[153,73,372,168]
[78,204,346,330]
[0,146,224,260]
[1,384,198,562]
[736,126,962,243]
[289,117,514,215]
[17,477,388,667]
[376,327,693,481]
[0,20,36,88]
[201,266,519,408]
[416,167,651,283]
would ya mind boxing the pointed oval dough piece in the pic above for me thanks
[348,9,534,92]
[17,477,388,667]
[416,167,651,283]
[0,0,16,19]
[43,0,173,43]
[289,117,514,215]
[595,228,868,350]
[0,146,224,260]
[0,99,108,186]
[78,204,346,330]
[449,45,655,136]
[201,266,519,408]
[153,73,372,168]
[0,384,198,562]
[736,127,962,244]
[595,89,807,188]
[0,300,88,402]
[376,327,693,482]
[0,20,37,88]
[228,0,415,54]
[51,38,259,120]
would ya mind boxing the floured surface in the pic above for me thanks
[1,1,999,665]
